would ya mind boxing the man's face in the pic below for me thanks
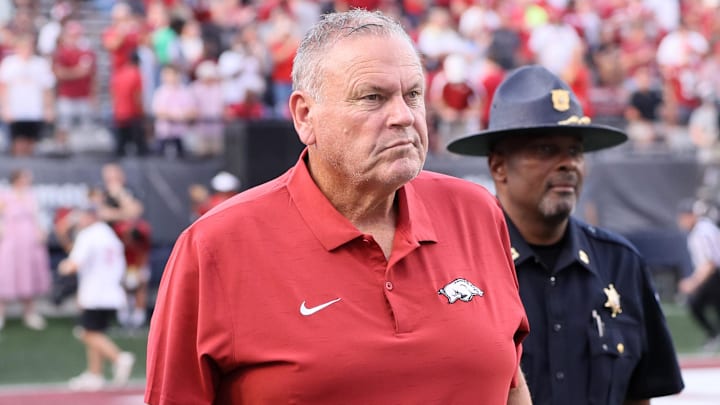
[490,133,585,223]
[298,34,428,192]
[102,164,125,187]
[677,212,695,232]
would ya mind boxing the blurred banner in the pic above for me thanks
[422,153,701,282]
[0,157,224,247]
[0,122,703,286]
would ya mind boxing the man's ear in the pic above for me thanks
[289,91,316,146]
[488,152,507,184]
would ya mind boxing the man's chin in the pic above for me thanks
[540,201,575,222]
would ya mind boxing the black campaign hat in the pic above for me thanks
[446,65,628,156]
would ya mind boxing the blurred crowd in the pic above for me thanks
[0,0,718,159]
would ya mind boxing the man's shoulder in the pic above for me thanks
[572,217,639,254]
[193,174,290,226]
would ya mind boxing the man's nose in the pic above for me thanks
[387,95,415,127]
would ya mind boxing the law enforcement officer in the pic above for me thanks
[447,65,684,405]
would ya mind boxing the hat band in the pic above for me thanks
[558,115,592,125]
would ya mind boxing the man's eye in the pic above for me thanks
[363,94,381,101]
[407,90,422,99]
[569,146,584,156]
[533,145,557,155]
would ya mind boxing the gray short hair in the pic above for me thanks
[292,9,418,101]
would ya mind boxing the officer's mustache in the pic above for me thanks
[546,172,579,189]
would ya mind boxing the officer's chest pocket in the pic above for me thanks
[587,316,642,405]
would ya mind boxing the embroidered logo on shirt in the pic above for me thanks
[438,278,484,304]
[299,298,342,316]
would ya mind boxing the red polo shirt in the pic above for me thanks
[146,150,528,405]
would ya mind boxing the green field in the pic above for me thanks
[0,303,715,387]
[0,317,147,386]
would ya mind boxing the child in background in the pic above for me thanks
[152,64,196,158]
[58,205,134,391]
[191,60,225,157]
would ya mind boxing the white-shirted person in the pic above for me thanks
[58,204,135,391]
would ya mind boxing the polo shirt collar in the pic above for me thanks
[287,149,437,251]
[506,215,595,275]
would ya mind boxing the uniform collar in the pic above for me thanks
[506,214,596,274]
[287,148,437,252]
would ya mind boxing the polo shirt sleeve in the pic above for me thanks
[512,313,530,388]
[145,228,234,405]
[624,263,684,399]
[499,210,530,389]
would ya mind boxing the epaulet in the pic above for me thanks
[575,218,640,254]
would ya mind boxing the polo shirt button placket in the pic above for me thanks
[549,276,556,286]
[555,371,565,381]
[385,281,393,291]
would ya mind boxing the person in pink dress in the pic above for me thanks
[0,169,51,331]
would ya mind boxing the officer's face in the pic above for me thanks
[489,133,585,223]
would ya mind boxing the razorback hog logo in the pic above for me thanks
[438,278,484,303]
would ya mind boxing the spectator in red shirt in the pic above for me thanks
[102,2,142,72]
[478,41,509,129]
[52,21,97,153]
[266,9,300,119]
[429,53,481,154]
[562,43,594,118]
[111,52,149,157]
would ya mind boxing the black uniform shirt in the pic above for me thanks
[508,215,684,405]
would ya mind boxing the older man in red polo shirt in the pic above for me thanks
[146,10,530,405]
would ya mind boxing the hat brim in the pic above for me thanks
[446,124,628,156]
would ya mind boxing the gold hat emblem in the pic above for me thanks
[558,115,592,125]
[551,89,570,112]
[603,283,622,318]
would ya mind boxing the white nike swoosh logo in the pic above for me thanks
[300,298,342,316]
